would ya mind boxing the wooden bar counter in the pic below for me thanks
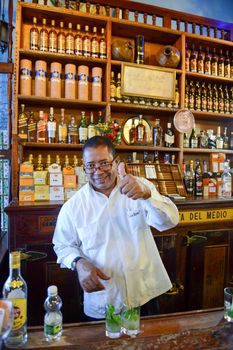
[3,308,233,349]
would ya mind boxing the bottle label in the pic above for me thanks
[35,69,47,80]
[204,61,211,74]
[230,66,233,79]
[49,33,57,53]
[28,122,36,133]
[99,42,106,58]
[211,63,217,76]
[79,128,88,141]
[59,125,68,141]
[197,61,204,74]
[165,133,174,145]
[190,59,197,72]
[65,72,76,81]
[91,40,99,55]
[83,39,90,55]
[185,58,190,71]
[88,126,96,139]
[30,31,38,50]
[75,37,82,55]
[51,71,61,82]
[44,323,62,336]
[218,64,224,76]
[40,33,48,51]
[47,121,56,138]
[78,74,88,85]
[58,35,65,54]
[66,35,74,54]
[11,298,27,331]
[224,65,230,78]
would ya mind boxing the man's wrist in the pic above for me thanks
[71,257,84,271]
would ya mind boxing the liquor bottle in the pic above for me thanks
[135,35,144,64]
[184,162,194,197]
[212,83,218,113]
[129,118,136,144]
[230,52,233,79]
[184,80,189,109]
[87,112,96,139]
[211,48,218,76]
[56,154,61,166]
[47,107,57,143]
[66,23,74,55]
[91,27,99,58]
[194,81,201,111]
[230,86,233,114]
[57,22,65,54]
[37,110,47,143]
[18,104,28,141]
[206,83,213,112]
[223,85,230,114]
[197,45,204,74]
[30,17,39,50]
[173,80,179,108]
[58,108,67,143]
[44,286,63,342]
[224,50,230,78]
[48,20,57,53]
[110,71,116,102]
[67,115,78,144]
[99,28,107,59]
[40,18,48,52]
[2,251,27,347]
[79,111,88,144]
[195,160,203,196]
[229,131,233,150]
[185,43,190,71]
[27,111,37,142]
[190,44,197,72]
[218,84,224,113]
[74,24,82,56]
[189,125,198,148]
[63,155,70,168]
[45,154,51,170]
[223,127,229,149]
[83,25,91,57]
[204,47,211,75]
[216,126,223,149]
[164,122,174,148]
[96,111,103,136]
[218,49,224,77]
[199,130,208,148]
[183,133,189,148]
[116,73,122,102]
[202,160,210,198]
[135,115,145,144]
[73,155,78,168]
[207,129,216,149]
[28,154,34,168]
[36,154,44,170]
[188,80,195,110]
[221,160,231,198]
[153,118,163,146]
[201,82,207,111]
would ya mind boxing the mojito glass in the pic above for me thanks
[105,304,122,338]
[121,305,140,335]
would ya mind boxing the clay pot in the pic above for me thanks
[155,45,181,68]
[111,40,133,62]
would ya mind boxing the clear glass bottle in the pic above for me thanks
[47,107,57,143]
[153,118,163,146]
[66,23,74,55]
[2,251,27,347]
[74,24,82,56]
[87,112,96,139]
[27,111,37,142]
[57,22,65,54]
[79,111,88,144]
[164,122,174,148]
[99,28,107,59]
[83,25,91,57]
[216,126,223,149]
[91,27,99,58]
[30,17,39,50]
[221,160,232,198]
[135,115,145,144]
[110,71,116,102]
[18,104,28,141]
[44,285,62,342]
[183,133,190,148]
[67,115,78,144]
[58,108,67,143]
[189,125,198,148]
[40,18,48,52]
[48,20,57,53]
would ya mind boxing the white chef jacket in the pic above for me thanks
[53,176,179,318]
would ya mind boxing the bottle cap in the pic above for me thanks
[48,285,58,296]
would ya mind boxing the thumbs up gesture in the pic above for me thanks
[118,161,151,200]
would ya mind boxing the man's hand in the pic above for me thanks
[119,174,151,200]
[76,259,110,293]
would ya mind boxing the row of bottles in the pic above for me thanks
[186,44,233,78]
[2,251,63,347]
[28,154,82,171]
[110,71,180,109]
[183,159,232,198]
[184,125,233,150]
[30,17,107,58]
[185,80,233,114]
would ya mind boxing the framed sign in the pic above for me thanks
[121,63,176,100]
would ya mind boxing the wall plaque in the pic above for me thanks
[121,63,176,100]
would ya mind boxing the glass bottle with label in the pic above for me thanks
[224,50,230,78]
[218,49,224,77]
[183,133,189,148]
[218,84,224,113]
[110,71,116,102]
[173,80,179,108]
[134,35,144,64]
[199,130,208,149]
[27,111,37,142]
[229,131,233,150]
[230,86,233,114]
[197,45,204,74]
[188,80,195,110]
[207,129,216,149]
[74,24,82,56]
[67,115,78,144]
[30,17,39,50]
[91,27,99,58]
[211,48,217,76]
[47,107,57,143]
[223,127,229,149]
[207,83,213,112]
[221,160,232,198]
[48,20,57,53]
[189,125,198,148]
[202,160,210,198]
[58,108,67,143]
[201,82,207,111]
[195,160,203,196]
[184,162,195,197]
[36,154,44,171]
[185,43,190,71]
[83,25,91,57]
[87,112,96,139]
[45,154,51,171]
[153,118,163,146]
[40,18,48,52]
[135,115,145,144]
[184,80,189,109]
[57,22,65,54]
[18,104,28,141]
[66,23,74,55]
[2,251,27,347]
[79,111,88,144]
[204,47,211,75]
[212,83,219,112]
[37,110,47,143]
[96,111,103,136]
[216,126,223,149]
[99,28,107,59]
[164,122,174,148]
[129,118,136,144]
[194,81,201,111]
[230,52,233,79]
[190,44,197,72]
[116,73,122,102]
[224,85,230,114]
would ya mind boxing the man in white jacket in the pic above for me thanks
[53,136,179,319]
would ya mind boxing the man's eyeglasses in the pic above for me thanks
[84,159,116,174]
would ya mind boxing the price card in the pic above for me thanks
[145,165,157,179]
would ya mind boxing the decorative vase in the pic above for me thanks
[111,40,133,62]
[155,45,181,68]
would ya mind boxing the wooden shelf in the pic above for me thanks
[191,110,233,120]
[186,71,233,83]
[184,148,233,154]
[184,32,233,48]
[110,102,179,114]
[18,96,107,109]
[19,49,107,67]
[116,145,180,152]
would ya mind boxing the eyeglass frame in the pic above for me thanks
[83,157,117,174]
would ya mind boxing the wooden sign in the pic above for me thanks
[179,208,233,224]
[121,63,176,100]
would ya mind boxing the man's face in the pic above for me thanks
[83,145,118,193]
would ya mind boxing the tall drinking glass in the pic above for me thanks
[0,299,13,347]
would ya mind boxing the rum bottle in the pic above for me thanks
[223,127,229,149]
[74,24,83,56]
[164,122,174,148]
[129,118,136,144]
[87,112,96,139]
[79,111,88,144]
[212,83,218,112]
[40,18,48,51]
[188,80,195,109]
[66,23,74,55]
[218,84,224,113]
[110,71,116,102]
[67,115,78,144]
[184,80,189,109]
[58,108,67,143]
[48,20,57,53]
[47,107,57,143]
[195,160,203,196]
[30,17,39,50]
[201,82,207,111]
[2,251,27,347]
[27,111,37,142]
[197,45,204,74]
[99,28,107,59]
[83,25,91,57]
[185,43,190,71]
[153,118,163,146]
[211,48,217,76]
[37,110,47,143]
[224,85,230,114]
[189,125,198,148]
[91,27,99,58]
[218,49,224,77]
[194,81,201,111]
[204,47,211,75]
[190,44,197,72]
[207,83,213,112]
[18,104,28,141]
[224,50,230,78]
[57,22,65,54]
[116,73,122,102]
[135,115,145,144]
[216,126,223,149]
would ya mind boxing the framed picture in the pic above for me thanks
[121,63,176,100]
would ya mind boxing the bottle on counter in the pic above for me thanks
[2,251,27,347]
[44,285,63,342]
